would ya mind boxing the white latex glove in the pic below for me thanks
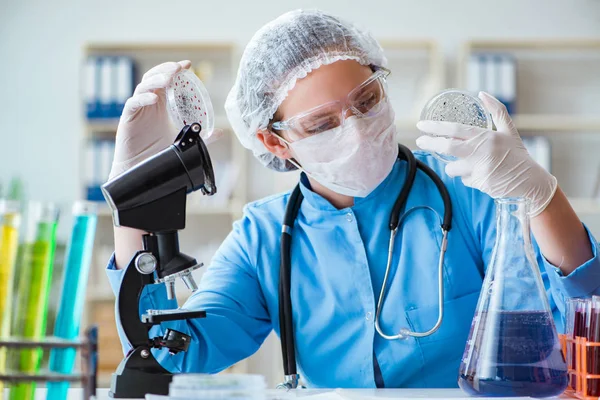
[416,91,557,217]
[109,60,223,179]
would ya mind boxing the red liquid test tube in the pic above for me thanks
[567,299,582,390]
[590,297,600,397]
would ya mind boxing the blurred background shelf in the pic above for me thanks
[513,115,600,132]
[462,39,600,51]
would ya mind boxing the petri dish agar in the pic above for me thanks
[420,89,492,162]
[166,69,214,134]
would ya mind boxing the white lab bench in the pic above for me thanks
[7,388,573,400]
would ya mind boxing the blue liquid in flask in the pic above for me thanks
[47,205,97,400]
[458,310,568,397]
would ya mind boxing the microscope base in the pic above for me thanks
[109,369,172,398]
[108,347,172,398]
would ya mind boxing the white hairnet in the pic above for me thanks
[225,9,387,172]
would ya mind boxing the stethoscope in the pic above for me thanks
[276,144,453,389]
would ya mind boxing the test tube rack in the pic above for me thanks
[0,326,98,400]
[560,333,600,399]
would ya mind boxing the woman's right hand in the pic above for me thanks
[108,60,191,179]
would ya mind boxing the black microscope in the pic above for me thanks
[101,122,216,398]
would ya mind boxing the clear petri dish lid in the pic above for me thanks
[419,89,492,163]
[167,69,215,135]
[420,89,492,129]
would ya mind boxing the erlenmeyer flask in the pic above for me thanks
[458,198,568,397]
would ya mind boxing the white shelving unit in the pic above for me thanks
[458,39,600,236]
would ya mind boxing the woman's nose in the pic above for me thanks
[342,107,354,122]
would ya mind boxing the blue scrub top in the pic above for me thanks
[107,151,600,388]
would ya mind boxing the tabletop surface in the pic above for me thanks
[9,387,573,400]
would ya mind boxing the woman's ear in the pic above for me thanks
[256,130,294,160]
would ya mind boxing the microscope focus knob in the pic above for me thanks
[135,253,157,275]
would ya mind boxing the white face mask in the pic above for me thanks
[281,101,398,198]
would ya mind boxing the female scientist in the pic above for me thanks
[106,10,600,388]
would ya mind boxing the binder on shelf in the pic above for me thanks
[484,55,499,99]
[101,140,115,183]
[84,57,100,119]
[84,56,136,121]
[84,141,95,199]
[115,57,134,118]
[467,53,517,114]
[99,57,113,119]
[498,55,516,115]
[85,139,115,202]
[467,56,483,94]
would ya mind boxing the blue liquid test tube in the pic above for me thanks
[47,201,98,400]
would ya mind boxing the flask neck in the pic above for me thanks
[485,198,554,313]
[494,198,532,251]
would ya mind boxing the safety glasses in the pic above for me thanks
[270,67,391,142]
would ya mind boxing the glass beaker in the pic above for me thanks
[458,198,568,397]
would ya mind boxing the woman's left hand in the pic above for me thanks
[416,91,557,217]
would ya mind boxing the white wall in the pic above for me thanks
[1,0,599,209]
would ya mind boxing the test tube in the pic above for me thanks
[573,299,589,393]
[589,296,600,397]
[566,298,581,390]
[574,299,589,339]
[585,299,593,383]
[0,200,21,399]
[9,202,59,400]
[46,201,97,400]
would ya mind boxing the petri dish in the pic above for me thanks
[166,69,215,134]
[419,89,492,163]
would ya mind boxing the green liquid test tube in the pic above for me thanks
[9,202,59,400]
[47,201,97,400]
[0,201,21,400]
